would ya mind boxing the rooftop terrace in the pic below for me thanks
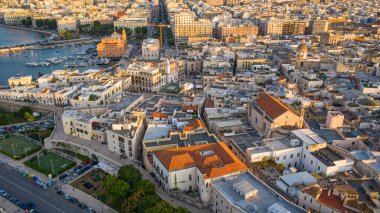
[212,172,304,213]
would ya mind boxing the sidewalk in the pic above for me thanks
[0,152,50,182]
[0,197,22,213]
[60,184,116,213]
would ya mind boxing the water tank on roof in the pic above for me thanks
[290,139,300,147]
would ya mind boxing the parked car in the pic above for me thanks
[77,202,87,209]
[86,208,96,213]
[68,197,78,204]
[56,190,64,196]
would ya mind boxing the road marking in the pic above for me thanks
[0,174,65,213]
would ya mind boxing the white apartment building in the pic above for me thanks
[106,111,146,159]
[289,72,324,92]
[57,17,78,31]
[8,75,33,88]
[173,12,212,42]
[3,9,30,25]
[62,110,106,142]
[246,129,355,176]
[114,14,149,33]
[142,38,160,60]
[70,79,123,108]
[152,142,248,204]
[125,62,164,93]
[260,19,284,36]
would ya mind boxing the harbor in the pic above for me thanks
[0,26,101,85]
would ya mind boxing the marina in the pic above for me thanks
[0,26,99,85]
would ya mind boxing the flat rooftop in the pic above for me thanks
[312,148,344,166]
[108,93,143,111]
[144,131,218,148]
[312,129,344,143]
[212,172,304,213]
[350,150,372,161]
[143,124,172,141]
[225,132,260,154]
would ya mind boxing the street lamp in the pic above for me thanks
[50,159,55,174]
[11,143,16,156]
[25,147,31,159]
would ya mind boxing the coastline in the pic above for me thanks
[0,24,55,36]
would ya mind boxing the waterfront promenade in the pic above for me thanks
[0,24,55,35]
[0,37,99,53]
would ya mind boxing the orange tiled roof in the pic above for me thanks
[205,99,214,108]
[302,184,321,198]
[182,105,198,112]
[317,189,355,213]
[152,112,168,119]
[256,92,297,119]
[153,142,248,179]
[183,119,206,132]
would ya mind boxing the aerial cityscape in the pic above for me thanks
[0,0,379,212]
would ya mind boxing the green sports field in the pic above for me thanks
[0,135,41,159]
[25,151,76,177]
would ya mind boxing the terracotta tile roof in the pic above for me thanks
[183,119,206,132]
[152,112,168,119]
[255,92,297,119]
[302,184,321,198]
[335,185,358,196]
[205,99,214,108]
[153,142,248,179]
[317,189,355,213]
[182,105,198,112]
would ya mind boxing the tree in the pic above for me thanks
[64,31,72,40]
[118,165,142,186]
[122,189,145,213]
[24,112,35,122]
[175,207,190,213]
[21,17,32,27]
[15,107,32,118]
[58,30,65,38]
[277,163,285,172]
[135,194,161,213]
[104,176,130,199]
[146,201,174,213]
[134,180,155,194]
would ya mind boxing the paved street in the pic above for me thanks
[0,164,85,213]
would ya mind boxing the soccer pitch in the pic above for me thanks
[0,135,41,159]
[25,152,76,177]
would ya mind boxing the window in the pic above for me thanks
[297,153,300,157]
[318,166,320,171]
[311,160,313,165]
[290,154,294,158]
[304,154,306,158]
[189,175,192,181]
[283,156,287,160]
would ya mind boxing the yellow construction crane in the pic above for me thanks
[147,23,170,46]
